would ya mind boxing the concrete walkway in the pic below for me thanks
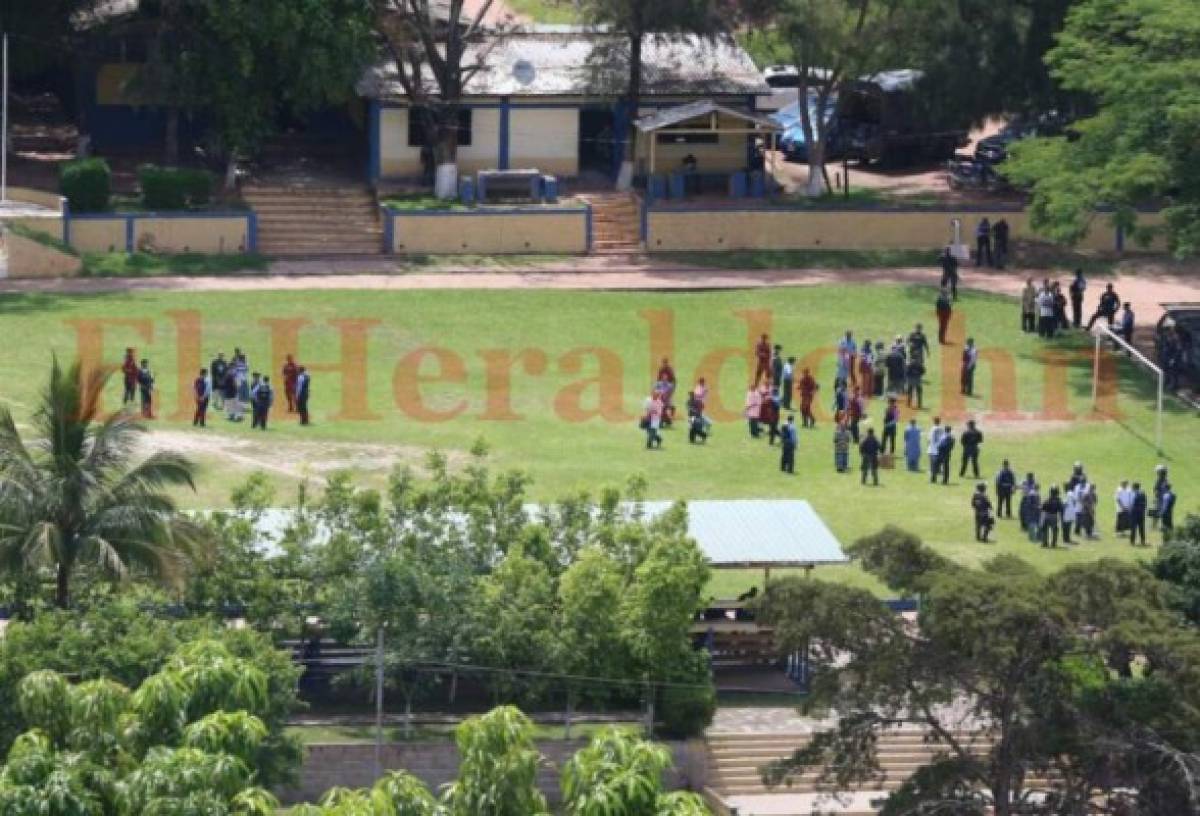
[2,263,1197,325]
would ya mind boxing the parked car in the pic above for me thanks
[1157,303,1200,391]
[771,94,842,162]
[975,111,1072,166]
[763,65,801,88]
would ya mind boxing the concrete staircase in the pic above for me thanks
[707,730,1021,816]
[580,192,643,256]
[242,184,383,256]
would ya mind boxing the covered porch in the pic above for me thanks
[634,101,782,201]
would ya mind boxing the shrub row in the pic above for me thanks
[59,159,214,212]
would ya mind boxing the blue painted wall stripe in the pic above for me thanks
[585,204,593,252]
[125,216,135,252]
[382,208,395,254]
[247,212,258,252]
[498,98,511,170]
[62,200,71,245]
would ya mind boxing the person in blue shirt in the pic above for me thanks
[780,415,798,474]
[903,419,921,472]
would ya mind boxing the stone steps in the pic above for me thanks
[580,192,641,254]
[244,183,382,256]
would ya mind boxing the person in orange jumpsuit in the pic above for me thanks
[282,354,300,413]
[798,368,819,428]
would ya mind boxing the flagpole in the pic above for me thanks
[2,32,9,204]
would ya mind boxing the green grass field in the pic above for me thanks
[0,284,1194,596]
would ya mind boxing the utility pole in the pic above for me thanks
[374,625,385,780]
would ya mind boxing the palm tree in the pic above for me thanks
[0,357,204,608]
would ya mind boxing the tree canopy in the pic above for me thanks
[755,525,1200,816]
[1004,0,1200,256]
[0,358,203,610]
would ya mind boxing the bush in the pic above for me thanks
[59,158,111,212]
[139,165,213,210]
[655,652,717,739]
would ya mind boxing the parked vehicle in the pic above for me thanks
[1157,303,1200,391]
[975,111,1072,166]
[771,93,843,162]
[947,158,1009,192]
[837,70,970,167]
[763,65,801,88]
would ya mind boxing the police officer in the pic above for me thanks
[959,419,984,479]
[995,459,1016,518]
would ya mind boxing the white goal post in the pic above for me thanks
[1091,324,1163,455]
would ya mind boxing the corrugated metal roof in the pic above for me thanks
[358,30,769,99]
[638,500,847,567]
[247,499,846,568]
[634,100,781,132]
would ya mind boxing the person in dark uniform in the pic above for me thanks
[192,368,210,428]
[959,419,983,479]
[687,392,711,444]
[936,288,953,345]
[972,484,994,542]
[1069,269,1087,329]
[935,425,954,485]
[960,338,978,396]
[1119,303,1135,347]
[881,397,899,454]
[885,342,906,395]
[283,355,300,413]
[137,359,155,419]
[251,375,274,430]
[940,247,960,299]
[993,218,1010,268]
[780,415,797,474]
[1086,283,1121,330]
[210,352,228,411]
[1129,482,1148,546]
[1041,487,1064,548]
[859,427,881,486]
[771,345,784,394]
[122,348,139,405]
[995,459,1016,518]
[907,323,930,365]
[296,367,311,426]
[975,217,993,267]
[1160,483,1176,536]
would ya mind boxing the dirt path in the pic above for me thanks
[4,264,1197,324]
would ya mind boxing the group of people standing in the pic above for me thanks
[119,348,313,430]
[195,350,312,429]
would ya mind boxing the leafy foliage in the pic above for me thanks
[755,531,1200,816]
[0,599,303,787]
[0,358,205,609]
[59,159,112,213]
[562,727,710,816]
[1152,514,1200,626]
[1005,0,1200,256]
[0,640,287,815]
[138,165,213,210]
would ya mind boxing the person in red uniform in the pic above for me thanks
[858,349,874,401]
[754,334,771,385]
[847,386,865,443]
[121,348,139,405]
[798,368,819,428]
[282,354,300,413]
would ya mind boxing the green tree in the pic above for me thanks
[1004,0,1200,256]
[562,728,710,816]
[124,0,374,167]
[748,0,911,196]
[0,640,285,815]
[0,599,303,787]
[1152,514,1200,626]
[755,530,1200,816]
[442,706,550,816]
[572,0,722,189]
[372,0,505,199]
[0,358,204,609]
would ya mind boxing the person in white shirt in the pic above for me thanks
[1115,480,1134,533]
[1062,485,1079,544]
[927,417,945,482]
[1037,288,1057,338]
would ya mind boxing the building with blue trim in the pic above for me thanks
[357,26,770,187]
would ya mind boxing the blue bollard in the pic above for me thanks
[729,171,748,198]
[669,172,686,199]
[459,177,476,205]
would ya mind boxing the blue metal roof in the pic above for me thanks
[640,500,848,568]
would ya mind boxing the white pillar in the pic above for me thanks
[2,33,9,204]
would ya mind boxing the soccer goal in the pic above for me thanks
[1090,324,1164,454]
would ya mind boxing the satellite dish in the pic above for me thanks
[512,59,536,87]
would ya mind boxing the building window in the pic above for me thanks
[408,108,473,147]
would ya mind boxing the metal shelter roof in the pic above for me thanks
[247,499,846,569]
[638,500,847,568]
[633,100,782,133]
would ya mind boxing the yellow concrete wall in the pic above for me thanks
[3,231,82,279]
[6,215,64,239]
[646,208,1125,253]
[457,109,502,176]
[392,211,587,255]
[636,110,753,175]
[69,219,128,253]
[380,107,423,178]
[135,217,249,253]
[64,216,250,254]
[509,108,579,177]
[8,187,65,212]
